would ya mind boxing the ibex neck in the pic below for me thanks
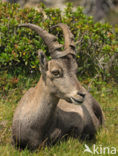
[33,76,59,129]
[36,76,59,104]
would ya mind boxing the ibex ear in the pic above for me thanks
[38,50,47,80]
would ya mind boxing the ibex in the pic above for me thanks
[12,23,104,150]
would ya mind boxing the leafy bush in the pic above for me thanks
[0,2,118,81]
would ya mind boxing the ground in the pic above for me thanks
[0,77,118,156]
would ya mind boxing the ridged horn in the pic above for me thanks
[18,23,63,58]
[51,23,76,56]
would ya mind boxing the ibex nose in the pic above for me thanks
[77,92,86,98]
[70,91,86,105]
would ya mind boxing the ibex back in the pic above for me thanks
[12,23,104,150]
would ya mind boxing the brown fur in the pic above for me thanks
[12,55,104,150]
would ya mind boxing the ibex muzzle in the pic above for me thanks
[12,23,104,150]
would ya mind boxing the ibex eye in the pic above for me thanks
[51,70,60,77]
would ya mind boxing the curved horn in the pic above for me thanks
[51,23,76,56]
[56,23,75,50]
[19,23,63,58]
[52,23,76,55]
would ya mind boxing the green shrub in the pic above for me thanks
[0,2,118,81]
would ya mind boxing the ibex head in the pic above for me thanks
[19,23,85,104]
